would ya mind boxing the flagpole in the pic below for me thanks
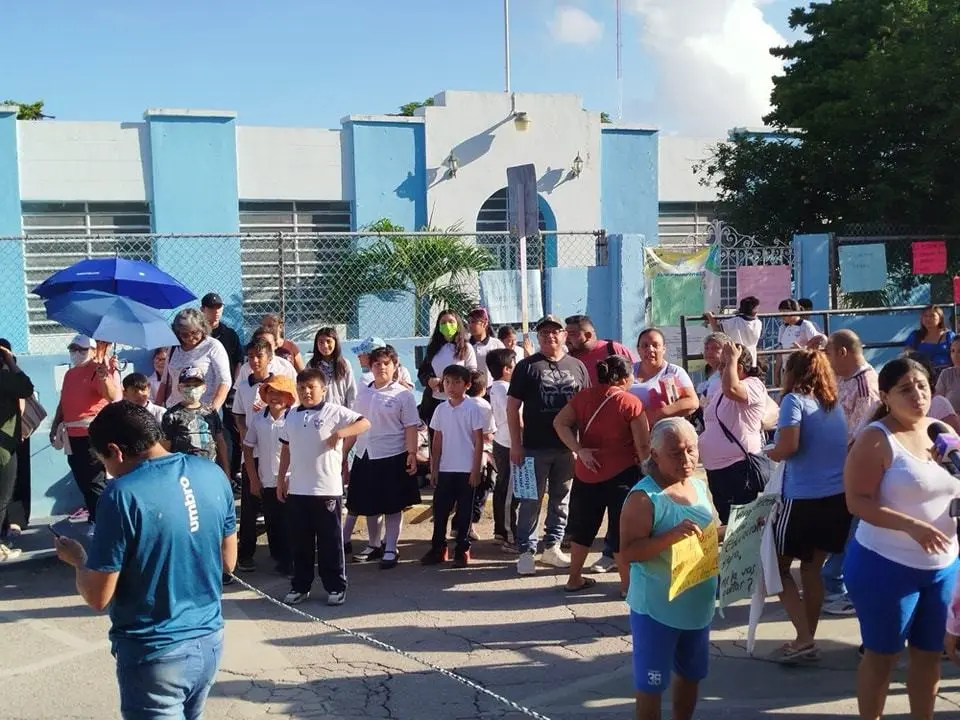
[616,0,623,120]
[504,0,511,93]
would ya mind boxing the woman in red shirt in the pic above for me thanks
[49,335,121,524]
[554,355,650,593]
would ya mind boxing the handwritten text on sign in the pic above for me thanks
[669,522,719,601]
[912,241,947,275]
[718,495,778,608]
[735,265,792,313]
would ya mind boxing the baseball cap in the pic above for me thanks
[534,314,564,331]
[68,334,96,350]
[258,375,297,406]
[351,337,387,356]
[201,292,224,308]
[178,366,206,384]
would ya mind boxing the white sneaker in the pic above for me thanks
[517,552,536,576]
[327,591,346,606]
[541,545,571,568]
[0,543,22,562]
[283,590,310,605]
[590,555,616,573]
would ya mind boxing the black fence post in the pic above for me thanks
[680,315,689,373]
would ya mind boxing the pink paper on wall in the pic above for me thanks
[912,241,947,274]
[736,265,792,313]
[953,277,960,304]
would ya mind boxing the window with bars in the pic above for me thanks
[21,201,153,343]
[475,188,546,269]
[658,201,716,245]
[239,201,353,336]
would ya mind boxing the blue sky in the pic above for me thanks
[2,0,801,134]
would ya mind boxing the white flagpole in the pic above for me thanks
[616,0,623,120]
[504,0,512,93]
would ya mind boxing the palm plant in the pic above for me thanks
[350,219,495,335]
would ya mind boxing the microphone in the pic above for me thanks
[927,421,960,476]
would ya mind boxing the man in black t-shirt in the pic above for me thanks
[202,293,243,484]
[507,314,589,576]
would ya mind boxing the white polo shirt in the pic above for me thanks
[244,408,288,488]
[469,396,496,435]
[238,356,296,384]
[352,381,419,460]
[279,403,363,496]
[232,371,274,430]
[489,380,511,448]
[429,399,486,473]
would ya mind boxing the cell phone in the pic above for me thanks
[950,498,960,519]
[48,523,62,538]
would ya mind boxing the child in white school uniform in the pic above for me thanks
[242,374,297,576]
[344,345,421,569]
[277,368,370,606]
[485,348,519,546]
[421,365,486,568]
[466,371,496,539]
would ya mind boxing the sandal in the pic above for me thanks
[770,642,818,663]
[564,576,597,593]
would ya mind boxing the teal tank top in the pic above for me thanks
[626,474,717,630]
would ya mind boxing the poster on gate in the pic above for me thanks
[717,495,778,609]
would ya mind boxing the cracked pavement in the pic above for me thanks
[3,512,960,719]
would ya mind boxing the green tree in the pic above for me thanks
[397,97,435,117]
[699,0,960,239]
[351,219,494,335]
[600,112,612,124]
[3,100,49,120]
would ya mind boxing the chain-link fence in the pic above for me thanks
[14,229,607,354]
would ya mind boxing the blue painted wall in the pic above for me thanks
[0,110,28,351]
[544,266,613,339]
[793,233,831,310]
[346,120,426,231]
[146,112,243,329]
[600,129,659,243]
[612,233,652,342]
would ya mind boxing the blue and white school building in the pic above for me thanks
[0,90,844,516]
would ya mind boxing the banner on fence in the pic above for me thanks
[718,495,778,608]
[479,270,544,325]
[651,274,705,327]
[736,265,791,312]
[838,244,887,293]
[912,240,947,275]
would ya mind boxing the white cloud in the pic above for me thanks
[626,0,786,135]
[550,6,604,45]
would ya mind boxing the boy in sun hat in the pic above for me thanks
[243,374,297,576]
[352,337,413,388]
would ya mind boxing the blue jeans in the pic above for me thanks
[822,518,859,596]
[114,629,224,719]
[516,448,574,554]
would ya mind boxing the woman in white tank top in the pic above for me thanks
[844,357,960,719]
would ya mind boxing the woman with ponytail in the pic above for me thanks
[553,355,650,594]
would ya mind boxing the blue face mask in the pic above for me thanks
[181,386,205,403]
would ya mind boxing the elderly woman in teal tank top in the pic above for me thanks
[619,417,720,720]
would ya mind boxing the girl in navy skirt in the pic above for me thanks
[344,345,421,569]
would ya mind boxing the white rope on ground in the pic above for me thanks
[228,574,554,720]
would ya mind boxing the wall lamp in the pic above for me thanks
[571,152,584,178]
[513,111,531,131]
[444,153,460,178]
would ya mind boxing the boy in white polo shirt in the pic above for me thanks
[277,368,370,606]
[422,365,485,568]
[243,374,297,577]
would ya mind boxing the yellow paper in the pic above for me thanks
[669,522,719,601]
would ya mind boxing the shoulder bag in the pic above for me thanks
[714,395,775,494]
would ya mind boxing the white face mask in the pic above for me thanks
[69,350,89,367]
[180,386,205,403]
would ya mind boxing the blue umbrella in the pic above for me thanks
[33,258,196,309]
[44,291,179,350]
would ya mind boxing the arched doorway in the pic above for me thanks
[475,188,557,269]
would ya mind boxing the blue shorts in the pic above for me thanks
[629,611,710,694]
[844,539,959,654]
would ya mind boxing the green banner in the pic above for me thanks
[650,273,704,326]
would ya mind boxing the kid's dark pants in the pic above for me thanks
[432,472,475,554]
[286,494,346,594]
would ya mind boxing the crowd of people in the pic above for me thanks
[17,292,960,719]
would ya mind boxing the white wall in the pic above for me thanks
[18,121,149,201]
[658,135,722,203]
[236,126,345,201]
[422,91,602,236]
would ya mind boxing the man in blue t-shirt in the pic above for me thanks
[55,401,237,719]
